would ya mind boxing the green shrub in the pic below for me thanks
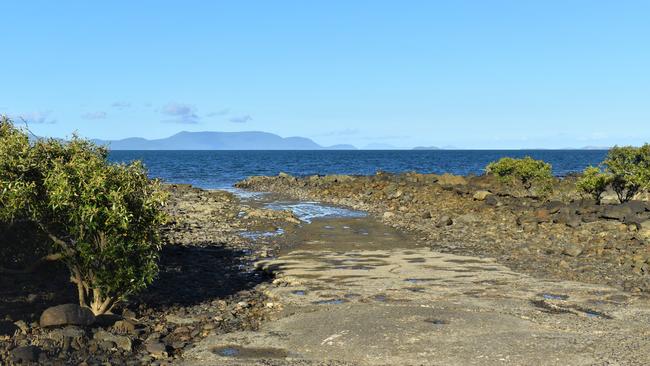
[0,117,168,314]
[576,166,612,204]
[603,144,650,203]
[485,156,554,196]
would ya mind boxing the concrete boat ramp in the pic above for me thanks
[184,209,650,365]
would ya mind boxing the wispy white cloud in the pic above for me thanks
[160,102,200,124]
[81,111,107,120]
[229,114,252,123]
[13,110,56,124]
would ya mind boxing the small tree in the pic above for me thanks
[576,166,612,204]
[486,156,554,196]
[603,144,650,203]
[0,117,167,314]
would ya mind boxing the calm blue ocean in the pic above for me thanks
[108,150,608,190]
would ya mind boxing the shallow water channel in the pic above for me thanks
[234,189,424,255]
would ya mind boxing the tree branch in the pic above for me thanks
[0,253,64,274]
[36,223,74,256]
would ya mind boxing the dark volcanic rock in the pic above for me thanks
[10,345,41,363]
[600,201,646,221]
[94,330,132,352]
[39,304,96,328]
[562,243,583,257]
[145,339,168,359]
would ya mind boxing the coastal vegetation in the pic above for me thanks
[485,156,554,196]
[484,148,650,203]
[0,117,167,315]
[603,144,650,203]
[576,166,612,204]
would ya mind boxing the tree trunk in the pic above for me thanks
[89,288,115,315]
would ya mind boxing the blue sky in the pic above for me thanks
[1,1,648,149]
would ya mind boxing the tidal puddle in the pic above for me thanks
[530,300,612,319]
[264,201,367,223]
[213,345,288,359]
[313,299,347,305]
[239,228,284,240]
[583,309,612,319]
[541,293,569,300]
[405,278,437,284]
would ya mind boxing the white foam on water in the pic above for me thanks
[239,227,285,240]
[218,187,268,199]
[264,201,367,223]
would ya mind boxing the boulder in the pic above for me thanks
[600,201,647,222]
[562,243,583,257]
[47,326,86,343]
[473,191,492,201]
[94,330,132,352]
[436,174,467,186]
[456,213,480,225]
[625,200,649,213]
[543,201,565,214]
[533,209,552,223]
[40,304,95,328]
[639,220,650,241]
[383,212,395,220]
[554,207,581,228]
[435,216,453,227]
[484,195,499,206]
[112,319,137,334]
[145,339,168,359]
[11,345,41,363]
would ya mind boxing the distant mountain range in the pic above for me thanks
[91,130,615,150]
[93,131,358,150]
[412,146,441,150]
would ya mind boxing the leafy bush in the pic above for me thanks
[603,144,650,203]
[576,166,612,204]
[0,117,167,314]
[485,156,554,195]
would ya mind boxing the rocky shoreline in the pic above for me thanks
[3,173,650,364]
[236,172,650,295]
[1,184,301,365]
